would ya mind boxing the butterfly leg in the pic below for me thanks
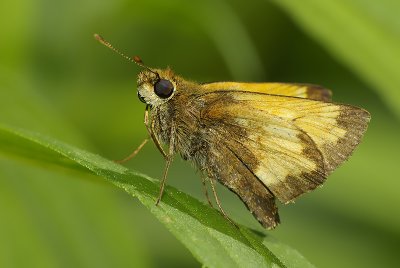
[114,138,149,163]
[209,177,236,227]
[115,106,155,163]
[200,175,214,208]
[144,105,167,159]
[155,124,175,205]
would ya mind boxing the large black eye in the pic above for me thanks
[137,92,146,103]
[154,79,174,98]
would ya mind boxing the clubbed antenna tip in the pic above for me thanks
[94,33,104,43]
[94,33,135,64]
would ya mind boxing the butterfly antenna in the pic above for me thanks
[94,33,159,78]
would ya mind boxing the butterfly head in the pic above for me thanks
[137,68,177,107]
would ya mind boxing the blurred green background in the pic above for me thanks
[1,0,400,267]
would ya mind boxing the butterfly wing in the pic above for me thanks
[201,82,332,101]
[197,90,369,228]
[205,133,281,229]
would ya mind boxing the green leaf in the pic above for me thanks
[0,124,315,268]
[272,0,400,118]
[263,236,316,268]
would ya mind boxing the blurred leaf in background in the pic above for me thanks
[0,0,399,267]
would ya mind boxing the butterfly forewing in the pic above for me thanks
[196,88,369,227]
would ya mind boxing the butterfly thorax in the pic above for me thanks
[151,89,211,169]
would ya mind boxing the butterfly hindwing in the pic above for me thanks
[205,135,280,229]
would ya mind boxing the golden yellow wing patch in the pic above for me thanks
[201,82,332,101]
[199,91,370,204]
